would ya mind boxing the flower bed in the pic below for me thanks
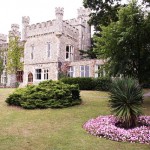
[83,115,150,144]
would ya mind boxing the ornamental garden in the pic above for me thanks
[5,77,150,145]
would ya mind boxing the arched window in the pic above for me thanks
[28,73,33,83]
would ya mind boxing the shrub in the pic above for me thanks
[60,77,95,90]
[109,77,143,129]
[60,77,111,91]
[94,77,111,91]
[6,80,81,109]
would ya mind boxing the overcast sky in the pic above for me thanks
[0,0,83,35]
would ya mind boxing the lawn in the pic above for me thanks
[0,89,149,150]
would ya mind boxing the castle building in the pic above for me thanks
[0,7,104,87]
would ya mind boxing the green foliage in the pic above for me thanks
[79,49,97,59]
[94,1,150,83]
[94,78,111,91]
[109,77,143,129]
[61,77,95,90]
[60,77,111,91]
[83,0,122,31]
[7,36,24,74]
[6,80,81,109]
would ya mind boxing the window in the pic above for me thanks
[44,69,49,80]
[95,65,105,78]
[67,66,74,77]
[17,71,23,82]
[28,73,33,83]
[65,45,74,61]
[1,70,7,85]
[80,65,89,77]
[47,43,51,58]
[31,45,34,59]
[4,56,7,65]
[35,69,41,80]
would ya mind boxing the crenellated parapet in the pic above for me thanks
[22,16,30,25]
[26,20,55,38]
[62,21,79,40]
[11,24,19,31]
[55,7,64,20]
[9,24,21,39]
[77,7,91,19]
[0,34,7,44]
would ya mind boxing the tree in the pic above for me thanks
[79,39,97,59]
[83,0,122,31]
[7,36,24,83]
[94,1,150,83]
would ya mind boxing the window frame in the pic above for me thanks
[44,69,49,80]
[80,65,90,77]
[16,70,23,83]
[35,69,42,80]
[67,66,75,77]
[65,45,74,61]
[31,45,34,59]
[47,42,51,58]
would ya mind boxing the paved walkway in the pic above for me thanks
[144,92,150,97]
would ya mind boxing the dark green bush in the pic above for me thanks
[6,80,81,109]
[60,77,95,90]
[60,77,111,91]
[94,78,112,91]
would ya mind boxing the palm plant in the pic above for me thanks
[109,77,143,129]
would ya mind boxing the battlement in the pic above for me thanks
[68,18,78,26]
[78,7,91,18]
[22,16,30,24]
[11,24,19,31]
[28,20,53,30]
[62,21,79,39]
[0,34,7,42]
[26,20,55,37]
[55,7,64,16]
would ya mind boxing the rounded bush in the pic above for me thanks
[6,80,81,109]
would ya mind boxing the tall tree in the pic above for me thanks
[83,0,122,31]
[7,36,24,80]
[94,1,150,83]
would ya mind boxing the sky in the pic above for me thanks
[0,0,83,35]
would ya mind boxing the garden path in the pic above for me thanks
[144,92,150,97]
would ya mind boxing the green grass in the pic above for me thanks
[0,89,149,150]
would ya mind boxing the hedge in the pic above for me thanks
[60,77,112,91]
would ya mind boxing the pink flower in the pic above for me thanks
[83,115,150,144]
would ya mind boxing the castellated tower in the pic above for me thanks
[77,7,91,51]
[55,7,64,20]
[9,24,21,40]
[55,7,64,36]
[22,16,30,41]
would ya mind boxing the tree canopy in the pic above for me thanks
[7,36,24,75]
[83,0,122,31]
[94,1,150,83]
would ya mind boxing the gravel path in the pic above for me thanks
[144,92,150,97]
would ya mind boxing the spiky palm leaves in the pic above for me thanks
[109,78,143,129]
